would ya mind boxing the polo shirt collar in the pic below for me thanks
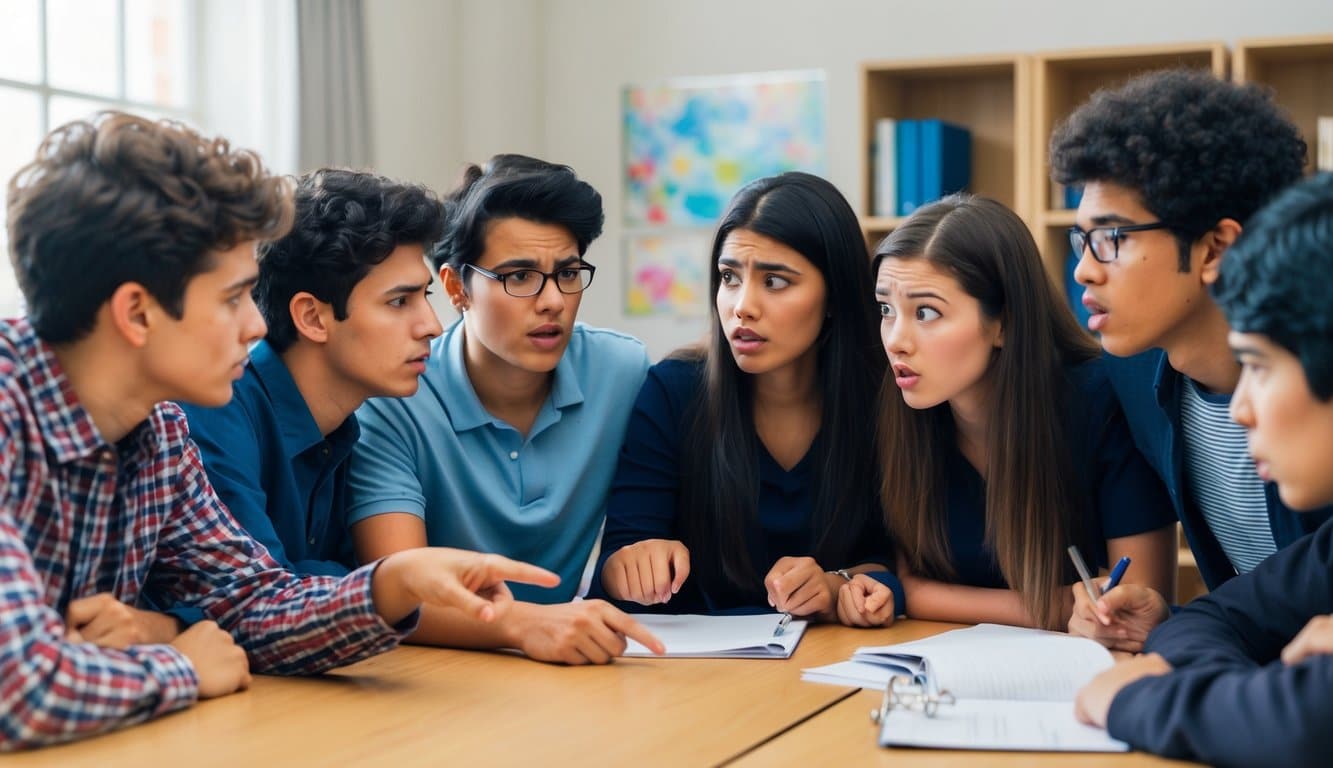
[248,339,352,456]
[438,320,585,433]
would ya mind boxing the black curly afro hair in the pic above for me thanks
[1050,68,1306,271]
[1213,172,1333,401]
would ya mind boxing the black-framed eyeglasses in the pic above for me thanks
[1068,221,1172,263]
[464,262,596,297]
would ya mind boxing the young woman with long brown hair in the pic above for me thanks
[875,194,1177,630]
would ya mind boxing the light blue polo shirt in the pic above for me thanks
[346,320,650,603]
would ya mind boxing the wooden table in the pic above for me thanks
[6,621,1200,767]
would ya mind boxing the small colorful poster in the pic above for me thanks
[622,231,712,318]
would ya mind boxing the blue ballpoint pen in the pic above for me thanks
[1103,556,1132,592]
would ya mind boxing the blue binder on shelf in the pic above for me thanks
[895,119,971,216]
[895,119,921,216]
[919,119,971,204]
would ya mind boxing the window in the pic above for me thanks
[0,0,196,317]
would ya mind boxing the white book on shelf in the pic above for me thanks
[873,118,897,217]
[1317,116,1333,173]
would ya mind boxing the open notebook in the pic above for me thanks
[624,613,808,658]
[803,624,1128,752]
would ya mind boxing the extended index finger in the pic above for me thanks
[486,555,560,589]
[603,608,665,656]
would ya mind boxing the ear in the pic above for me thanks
[106,282,157,348]
[289,291,334,344]
[442,265,469,312]
[1197,218,1243,286]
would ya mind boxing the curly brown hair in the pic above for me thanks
[6,111,294,342]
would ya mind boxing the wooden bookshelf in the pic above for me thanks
[1234,35,1333,175]
[1030,42,1228,282]
[859,54,1032,248]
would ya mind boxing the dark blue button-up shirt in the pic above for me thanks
[178,340,358,577]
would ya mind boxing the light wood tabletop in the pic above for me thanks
[5,619,1201,767]
[4,621,956,767]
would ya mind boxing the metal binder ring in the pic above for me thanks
[870,675,956,724]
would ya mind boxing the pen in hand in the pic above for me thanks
[773,612,792,637]
[1067,545,1101,605]
[1103,556,1132,592]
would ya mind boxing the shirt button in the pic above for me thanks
[509,451,519,460]
[309,537,317,545]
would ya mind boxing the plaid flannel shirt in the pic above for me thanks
[0,318,414,750]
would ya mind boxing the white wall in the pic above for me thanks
[367,0,1333,359]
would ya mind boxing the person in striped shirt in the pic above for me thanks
[0,113,560,751]
[1074,171,1333,768]
[1049,69,1333,651]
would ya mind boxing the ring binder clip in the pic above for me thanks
[870,675,956,725]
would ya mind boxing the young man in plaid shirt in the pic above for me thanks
[0,113,574,750]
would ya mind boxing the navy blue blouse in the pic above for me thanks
[936,357,1177,589]
[594,357,902,615]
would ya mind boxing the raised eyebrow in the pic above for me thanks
[906,290,948,303]
[490,258,540,270]
[1089,214,1137,227]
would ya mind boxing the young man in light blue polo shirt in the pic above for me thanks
[348,155,662,665]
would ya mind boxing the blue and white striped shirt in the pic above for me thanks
[1179,376,1276,574]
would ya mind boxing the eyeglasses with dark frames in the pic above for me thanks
[464,262,596,297]
[1068,221,1172,264]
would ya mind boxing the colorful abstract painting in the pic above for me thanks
[623,231,713,317]
[623,71,827,227]
[621,70,827,316]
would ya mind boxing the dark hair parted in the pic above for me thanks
[1049,68,1306,271]
[674,172,887,600]
[6,111,293,343]
[255,169,445,353]
[431,154,603,276]
[1214,172,1333,401]
[874,195,1099,630]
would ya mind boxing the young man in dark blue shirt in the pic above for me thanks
[1074,172,1333,768]
[1051,70,1332,650]
[179,169,446,577]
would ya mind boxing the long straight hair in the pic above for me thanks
[874,195,1099,629]
[675,172,886,599]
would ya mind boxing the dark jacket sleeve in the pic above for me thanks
[591,360,708,612]
[1106,517,1333,767]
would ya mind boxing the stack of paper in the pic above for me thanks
[624,613,807,659]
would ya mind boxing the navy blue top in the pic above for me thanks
[178,340,357,577]
[593,357,903,615]
[937,358,1177,589]
[1108,514,1333,767]
[1104,350,1331,589]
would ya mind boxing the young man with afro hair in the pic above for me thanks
[1052,69,1332,650]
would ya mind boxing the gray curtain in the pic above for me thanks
[296,0,371,170]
